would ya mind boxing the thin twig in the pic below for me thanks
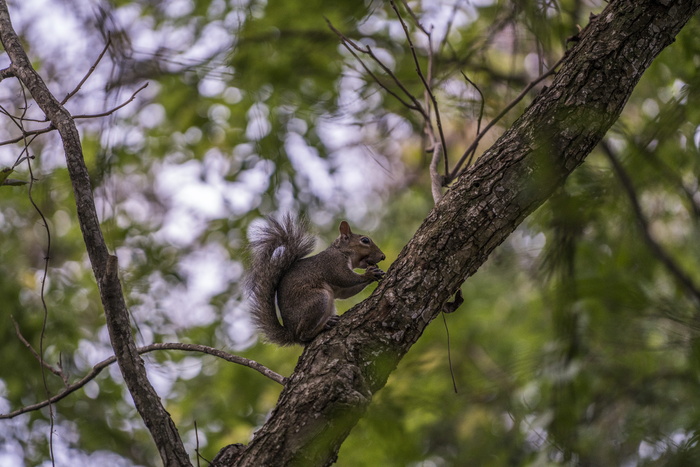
[461,71,485,136]
[326,18,426,116]
[601,140,700,304]
[24,114,56,466]
[437,0,463,56]
[391,0,449,176]
[72,82,148,119]
[0,342,287,420]
[0,83,147,147]
[11,316,69,386]
[441,312,458,394]
[452,53,567,179]
[12,80,57,464]
[61,35,112,105]
[0,103,43,169]
[11,136,37,169]
[400,0,428,34]
[195,420,202,467]
[0,125,53,147]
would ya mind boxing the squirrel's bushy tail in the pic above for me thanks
[246,215,315,345]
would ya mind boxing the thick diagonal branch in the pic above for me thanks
[0,3,191,465]
[231,1,700,465]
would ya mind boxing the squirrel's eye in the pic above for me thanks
[361,237,370,244]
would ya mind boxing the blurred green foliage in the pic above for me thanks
[1,0,700,465]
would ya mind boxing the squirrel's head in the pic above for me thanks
[336,220,386,269]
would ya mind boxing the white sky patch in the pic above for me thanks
[246,102,272,140]
[74,337,118,373]
[200,72,229,97]
[163,0,195,19]
[153,148,275,244]
[183,20,232,63]
[146,364,175,396]
[154,159,226,244]
[318,117,396,197]
[138,103,166,129]
[178,242,232,302]
[19,0,87,61]
[160,284,217,329]
[285,132,335,200]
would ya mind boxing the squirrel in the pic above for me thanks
[246,215,386,346]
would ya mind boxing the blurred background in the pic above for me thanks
[1,0,700,465]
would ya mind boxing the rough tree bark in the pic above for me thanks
[230,1,700,465]
[0,2,191,466]
[1,0,698,465]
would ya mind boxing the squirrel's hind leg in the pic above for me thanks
[295,289,336,342]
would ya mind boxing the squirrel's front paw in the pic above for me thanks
[365,265,385,281]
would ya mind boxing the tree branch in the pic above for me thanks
[11,316,69,386]
[0,65,13,81]
[230,1,700,465]
[0,83,147,147]
[390,0,450,177]
[0,124,54,146]
[0,342,285,420]
[326,19,426,116]
[61,34,112,105]
[72,82,148,119]
[451,53,566,179]
[0,3,190,465]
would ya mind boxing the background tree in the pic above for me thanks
[1,0,700,466]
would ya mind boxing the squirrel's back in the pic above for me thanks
[246,215,315,345]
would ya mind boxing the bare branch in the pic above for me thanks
[399,0,428,35]
[146,342,287,385]
[0,342,286,420]
[461,71,485,136]
[0,83,147,147]
[0,65,14,81]
[12,90,60,460]
[390,0,449,176]
[61,35,112,105]
[0,124,53,147]
[73,82,148,119]
[437,0,464,56]
[12,316,69,386]
[326,18,426,116]
[451,53,566,179]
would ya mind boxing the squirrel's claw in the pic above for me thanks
[365,265,385,281]
[324,315,341,330]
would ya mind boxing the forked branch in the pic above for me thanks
[450,53,567,179]
[0,83,148,147]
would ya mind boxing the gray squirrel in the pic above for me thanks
[246,215,386,346]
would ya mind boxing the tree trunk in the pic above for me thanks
[0,2,192,465]
[231,1,700,465]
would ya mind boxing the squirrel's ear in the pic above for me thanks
[339,220,351,236]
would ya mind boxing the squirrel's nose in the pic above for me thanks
[380,254,386,261]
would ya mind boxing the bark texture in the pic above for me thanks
[0,3,191,466]
[232,1,700,465]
